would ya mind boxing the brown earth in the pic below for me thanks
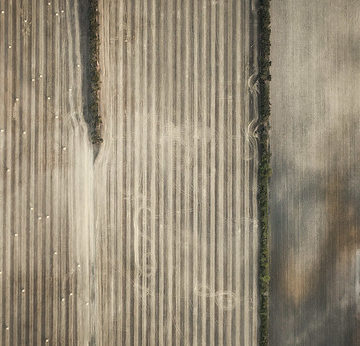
[0,0,260,345]
[94,0,259,344]
[270,1,360,345]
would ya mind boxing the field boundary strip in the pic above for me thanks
[257,0,271,345]
[88,0,102,144]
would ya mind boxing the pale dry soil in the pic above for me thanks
[95,0,259,344]
[270,1,360,345]
[0,0,94,344]
[0,0,259,345]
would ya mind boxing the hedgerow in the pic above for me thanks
[257,0,271,345]
[87,0,102,144]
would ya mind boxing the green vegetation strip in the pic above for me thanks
[88,0,102,144]
[258,0,271,345]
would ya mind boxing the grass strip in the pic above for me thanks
[257,0,271,345]
[87,0,102,144]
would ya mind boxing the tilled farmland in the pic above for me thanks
[270,0,360,345]
[0,0,94,344]
[95,0,260,343]
[0,0,260,345]
[3,0,357,345]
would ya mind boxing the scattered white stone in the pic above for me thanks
[55,12,59,16]
[77,64,80,68]
[14,233,18,237]
[77,264,81,268]
[24,19,27,23]
[5,327,9,331]
[1,10,4,14]
[61,10,64,13]
[85,302,89,306]
[61,297,65,302]
[45,339,49,343]
[38,216,42,220]
[54,251,57,255]
[21,288,25,293]
[30,207,34,211]
[48,2,51,5]
[55,115,59,119]
[47,96,51,100]
[39,74,43,78]
[69,292,73,296]
[31,78,35,82]
[15,97,19,102]
[46,215,50,219]
[0,271,2,275]
[6,168,10,173]
[8,45,11,49]
[62,146,67,151]
[69,88,72,91]
[0,129,4,132]
[22,131,26,135]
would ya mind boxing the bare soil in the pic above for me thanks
[0,0,259,344]
[270,1,360,344]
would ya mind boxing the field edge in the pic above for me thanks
[257,0,271,345]
[87,0,102,145]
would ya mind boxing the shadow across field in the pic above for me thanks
[270,127,360,345]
